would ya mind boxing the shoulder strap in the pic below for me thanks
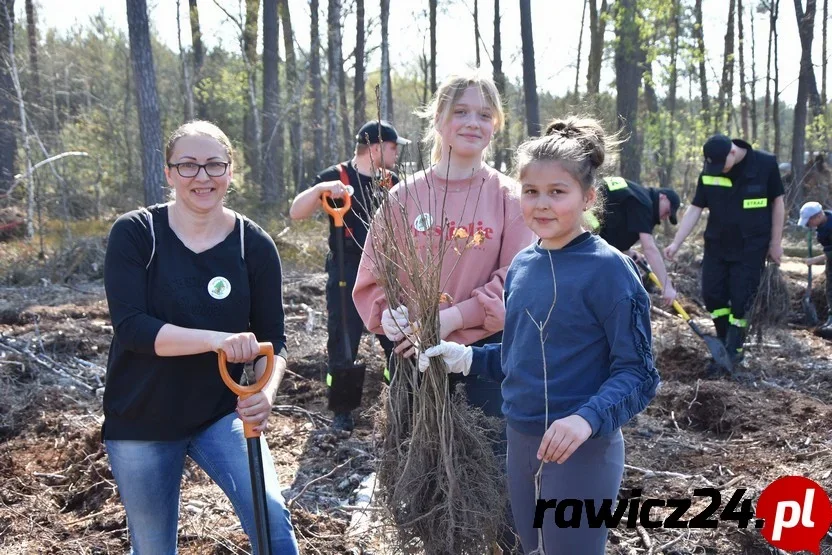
[337,163,350,186]
[238,212,246,261]
[141,207,156,270]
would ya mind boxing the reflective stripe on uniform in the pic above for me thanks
[603,177,628,191]
[584,212,600,231]
[729,315,748,328]
[743,198,768,209]
[383,367,390,382]
[702,176,732,187]
[710,307,731,319]
[326,373,332,387]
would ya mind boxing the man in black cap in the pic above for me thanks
[290,120,410,431]
[597,176,681,305]
[664,134,785,367]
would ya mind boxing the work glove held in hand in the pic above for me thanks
[418,341,473,375]
[381,305,411,341]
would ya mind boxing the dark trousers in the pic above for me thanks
[701,243,767,325]
[507,426,625,554]
[325,251,393,373]
[826,254,832,310]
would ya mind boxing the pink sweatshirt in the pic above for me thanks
[353,165,537,345]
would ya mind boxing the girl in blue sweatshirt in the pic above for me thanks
[419,116,660,554]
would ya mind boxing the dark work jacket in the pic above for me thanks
[599,177,656,252]
[691,139,784,252]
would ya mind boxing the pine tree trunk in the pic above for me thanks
[824,0,829,148]
[586,0,607,102]
[718,0,736,132]
[519,0,540,136]
[693,0,710,131]
[474,0,480,67]
[380,0,391,120]
[279,0,302,190]
[261,0,281,204]
[661,0,680,189]
[792,0,818,203]
[492,0,506,171]
[615,0,642,182]
[189,0,207,118]
[773,0,781,159]
[429,0,437,93]
[354,0,365,131]
[24,0,40,126]
[750,5,758,143]
[243,0,261,187]
[0,0,16,197]
[311,0,324,166]
[126,0,165,206]
[327,0,341,161]
[176,0,194,121]
[764,0,775,149]
[575,0,587,97]
[738,0,749,138]
[339,53,351,159]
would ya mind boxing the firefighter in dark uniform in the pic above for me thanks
[598,176,681,305]
[289,120,409,430]
[665,134,785,365]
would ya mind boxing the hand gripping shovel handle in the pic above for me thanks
[218,342,275,554]
[217,342,274,439]
[321,191,352,227]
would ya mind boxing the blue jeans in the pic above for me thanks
[105,412,298,555]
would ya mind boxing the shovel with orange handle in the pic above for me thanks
[320,191,367,413]
[218,342,275,555]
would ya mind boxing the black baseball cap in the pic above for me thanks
[355,120,411,146]
[657,188,681,225]
[702,134,733,175]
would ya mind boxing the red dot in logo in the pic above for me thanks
[756,476,832,555]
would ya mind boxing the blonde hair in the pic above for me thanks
[514,116,621,228]
[416,70,505,164]
[165,120,234,163]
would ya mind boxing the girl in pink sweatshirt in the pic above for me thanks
[352,70,535,551]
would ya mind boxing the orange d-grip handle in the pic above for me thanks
[321,191,351,227]
[218,342,274,438]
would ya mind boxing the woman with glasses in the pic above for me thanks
[102,120,299,554]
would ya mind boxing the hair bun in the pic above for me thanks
[545,120,579,139]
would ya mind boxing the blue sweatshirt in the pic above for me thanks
[470,233,660,438]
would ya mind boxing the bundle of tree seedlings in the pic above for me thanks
[748,260,791,340]
[360,157,505,554]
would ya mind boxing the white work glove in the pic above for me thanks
[381,305,411,341]
[418,341,473,376]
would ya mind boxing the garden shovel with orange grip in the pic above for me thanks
[321,191,367,413]
[218,342,275,555]
[635,259,733,373]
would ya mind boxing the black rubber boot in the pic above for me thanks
[725,324,746,365]
[713,316,729,344]
[820,315,832,329]
[331,411,355,432]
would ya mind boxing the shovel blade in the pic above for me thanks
[803,296,819,326]
[327,363,366,413]
[701,334,733,373]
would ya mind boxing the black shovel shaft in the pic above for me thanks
[247,437,272,555]
[334,225,353,362]
[808,231,814,290]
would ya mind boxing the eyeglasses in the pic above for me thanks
[167,161,230,178]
